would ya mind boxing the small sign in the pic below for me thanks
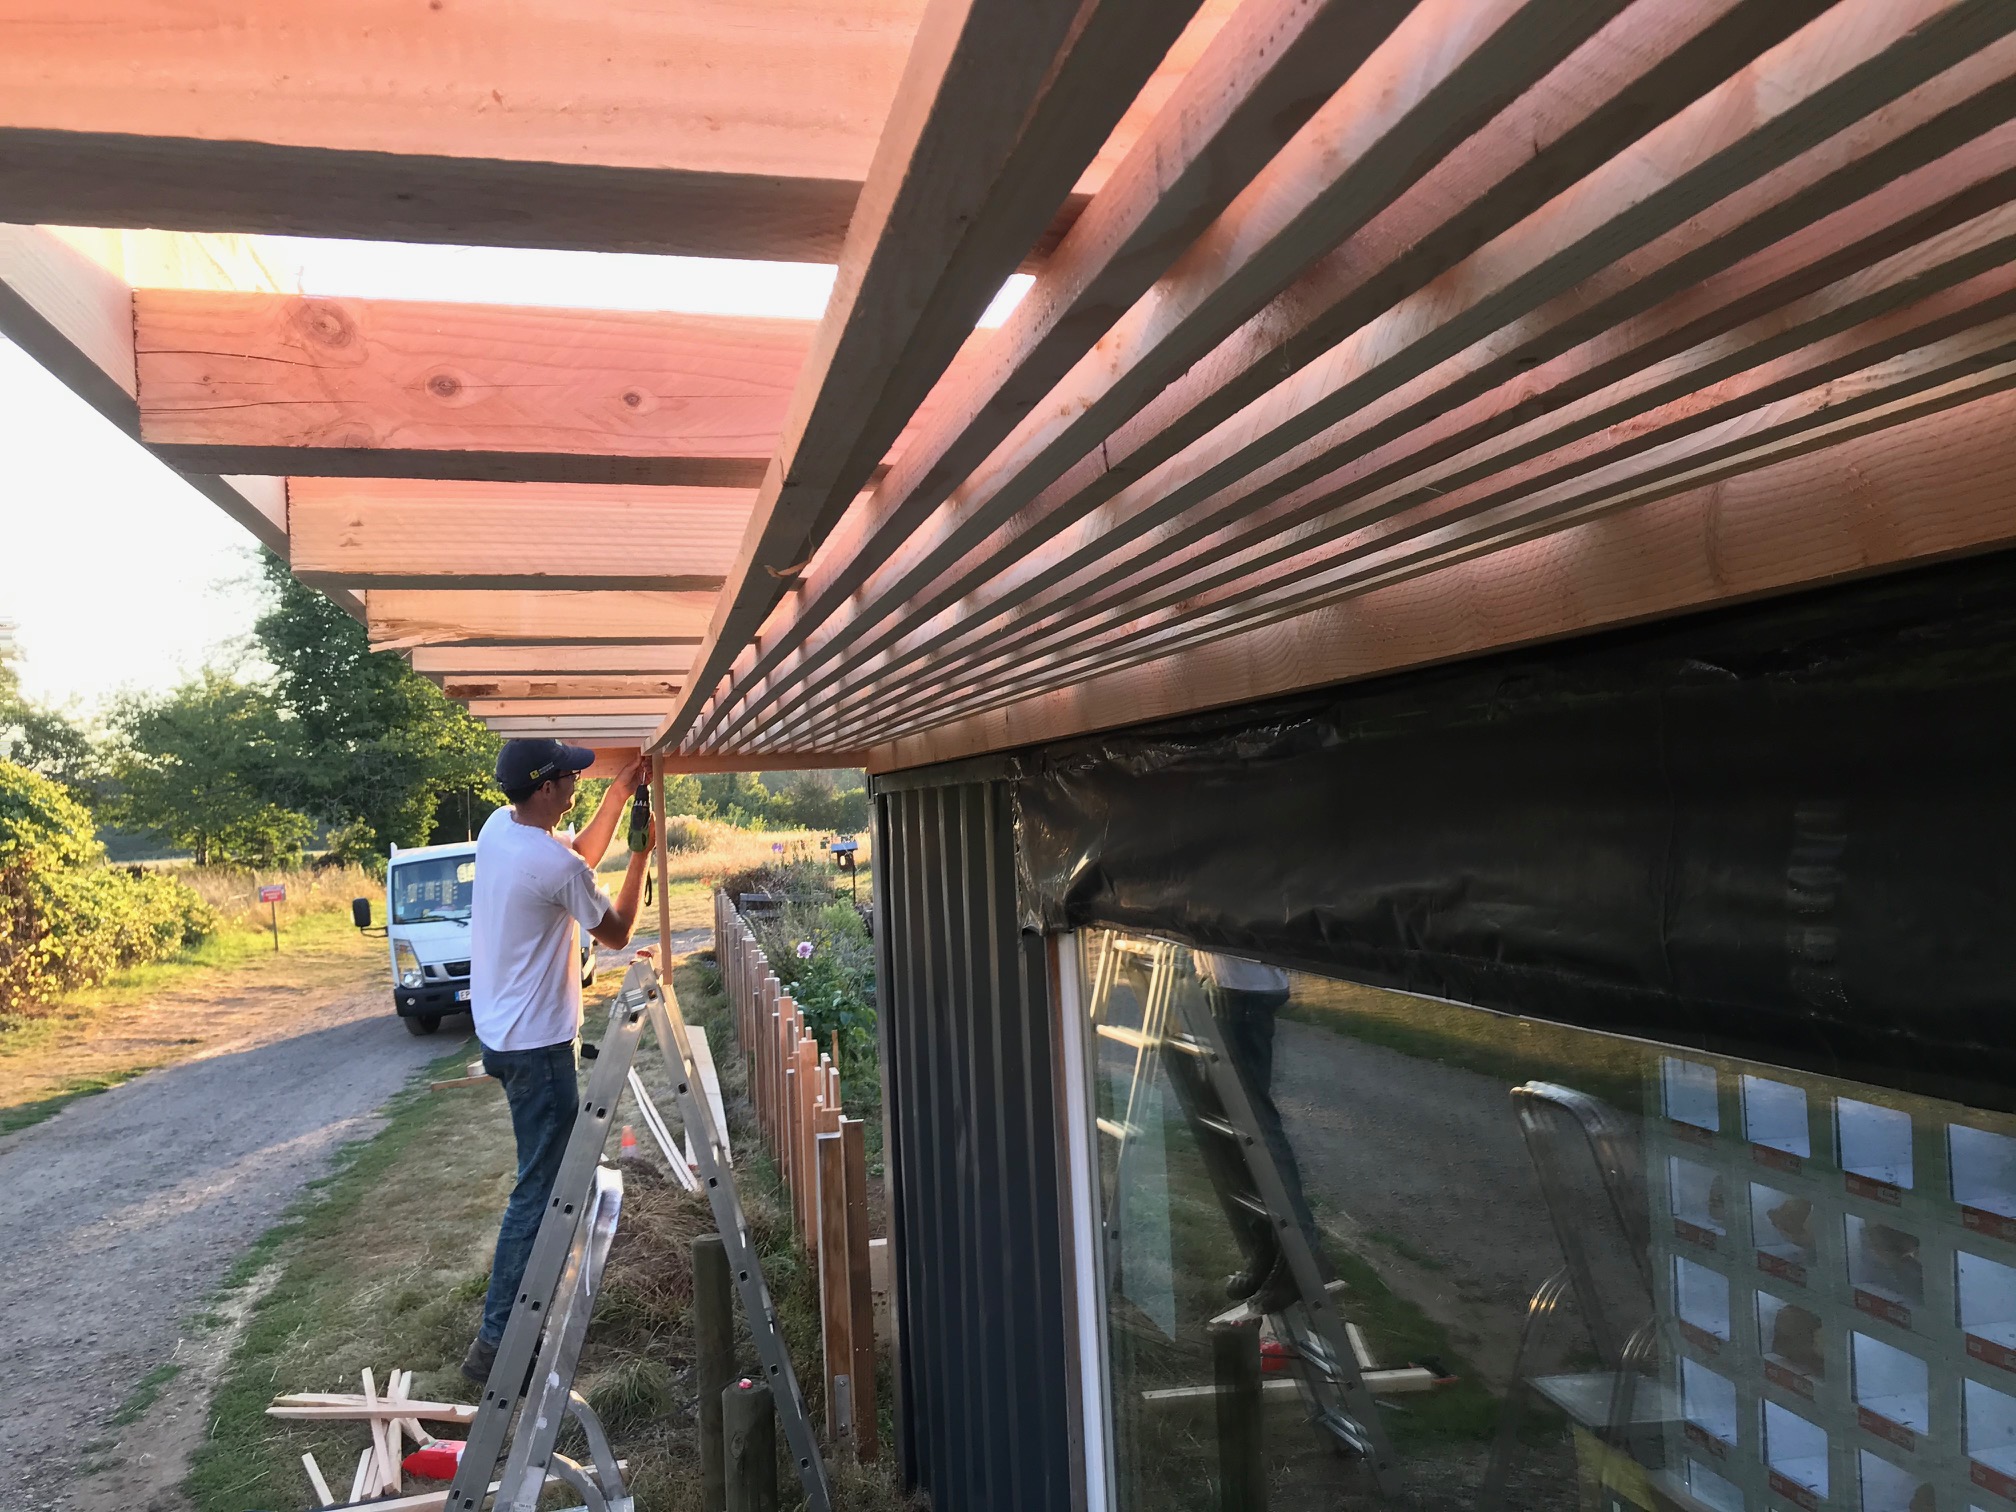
[1752,1143,1803,1174]
[1674,1218,1720,1250]
[1854,1288,1912,1329]
[1765,1360,1816,1399]
[1846,1172,1904,1205]
[1759,1251,1808,1287]
[1857,1407,1915,1452]
[829,837,860,854]
[1680,1321,1722,1356]
[1975,1458,2016,1503]
[1684,1422,1730,1460]
[259,884,287,903]
[1968,1333,2016,1374]
[1769,1470,1821,1511]
[1965,1206,2016,1245]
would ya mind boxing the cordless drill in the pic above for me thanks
[627,782,652,853]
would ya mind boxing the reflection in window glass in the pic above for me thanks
[1073,927,2014,1510]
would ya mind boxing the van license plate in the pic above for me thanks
[454,989,470,1002]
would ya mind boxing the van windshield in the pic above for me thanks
[390,856,475,925]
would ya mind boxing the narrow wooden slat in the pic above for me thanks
[701,0,1798,746]
[705,0,1424,723]
[842,1118,879,1463]
[747,1,2016,748]
[818,1128,853,1447]
[654,0,1212,751]
[287,479,752,592]
[832,343,2016,745]
[862,376,2016,770]
[797,185,2016,742]
[466,698,674,719]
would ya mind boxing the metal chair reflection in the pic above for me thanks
[1478,1081,1676,1512]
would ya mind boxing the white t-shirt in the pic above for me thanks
[469,807,613,1051]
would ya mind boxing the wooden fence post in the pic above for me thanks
[841,1116,877,1462]
[723,1379,778,1512]
[817,1126,853,1451]
[694,1235,733,1512]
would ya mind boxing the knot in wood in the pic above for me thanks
[297,301,354,349]
[622,390,645,409]
[427,372,463,399]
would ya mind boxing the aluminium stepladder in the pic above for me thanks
[445,960,831,1512]
[1087,932,1404,1498]
[1475,1081,1668,1512]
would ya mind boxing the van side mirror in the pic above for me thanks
[351,897,373,930]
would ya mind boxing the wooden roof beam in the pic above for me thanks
[742,0,2016,747]
[365,590,714,650]
[862,378,2016,769]
[286,480,752,592]
[467,698,673,720]
[652,0,1213,751]
[700,0,1817,748]
[0,0,921,263]
[439,677,685,702]
[408,645,697,679]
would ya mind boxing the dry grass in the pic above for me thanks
[598,821,871,886]
[183,945,911,1512]
[175,863,380,934]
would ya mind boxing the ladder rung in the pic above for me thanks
[1096,1117,1128,1140]
[1095,1024,1155,1049]
[1231,1191,1269,1217]
[1196,1114,1242,1140]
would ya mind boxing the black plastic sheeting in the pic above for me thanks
[1008,550,2016,1110]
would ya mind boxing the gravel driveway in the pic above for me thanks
[0,984,445,1510]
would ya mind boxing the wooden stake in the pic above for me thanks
[302,1452,335,1507]
[348,1448,372,1504]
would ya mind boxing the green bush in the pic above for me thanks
[736,865,877,1093]
[664,815,708,854]
[0,761,215,1018]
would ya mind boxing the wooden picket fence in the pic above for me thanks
[713,890,878,1463]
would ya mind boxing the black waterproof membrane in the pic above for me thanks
[1004,549,2016,1109]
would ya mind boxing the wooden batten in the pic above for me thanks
[364,589,714,649]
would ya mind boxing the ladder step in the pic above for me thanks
[1230,1191,1269,1217]
[1196,1114,1243,1140]
[1096,1117,1128,1140]
[1095,1024,1155,1049]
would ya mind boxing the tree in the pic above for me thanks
[0,644,97,798]
[252,552,500,858]
[108,671,315,865]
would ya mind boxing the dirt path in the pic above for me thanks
[0,952,445,1511]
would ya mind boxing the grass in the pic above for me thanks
[182,936,909,1512]
[109,1363,185,1429]
[1284,973,1651,1111]
[0,1065,163,1135]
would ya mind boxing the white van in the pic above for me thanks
[352,840,595,1035]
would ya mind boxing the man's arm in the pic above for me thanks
[571,754,646,865]
[586,824,655,950]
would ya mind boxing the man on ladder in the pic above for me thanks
[1183,951,1318,1313]
[460,739,656,1385]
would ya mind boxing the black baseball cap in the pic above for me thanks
[496,738,597,793]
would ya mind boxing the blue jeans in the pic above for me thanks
[478,1039,579,1345]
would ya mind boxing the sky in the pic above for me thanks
[0,237,1031,718]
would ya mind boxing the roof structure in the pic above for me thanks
[8,0,2016,772]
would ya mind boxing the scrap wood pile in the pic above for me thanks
[269,1367,469,1507]
[716,889,879,1463]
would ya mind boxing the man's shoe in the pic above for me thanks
[461,1333,498,1385]
[1246,1250,1303,1316]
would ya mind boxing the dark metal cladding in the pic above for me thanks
[874,778,1072,1509]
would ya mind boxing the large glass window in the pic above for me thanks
[1072,927,2013,1511]
[389,855,476,924]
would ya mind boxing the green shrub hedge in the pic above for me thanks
[0,761,215,1017]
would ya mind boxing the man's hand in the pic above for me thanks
[572,749,648,866]
[609,752,648,792]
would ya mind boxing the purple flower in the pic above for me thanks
[796,940,815,959]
